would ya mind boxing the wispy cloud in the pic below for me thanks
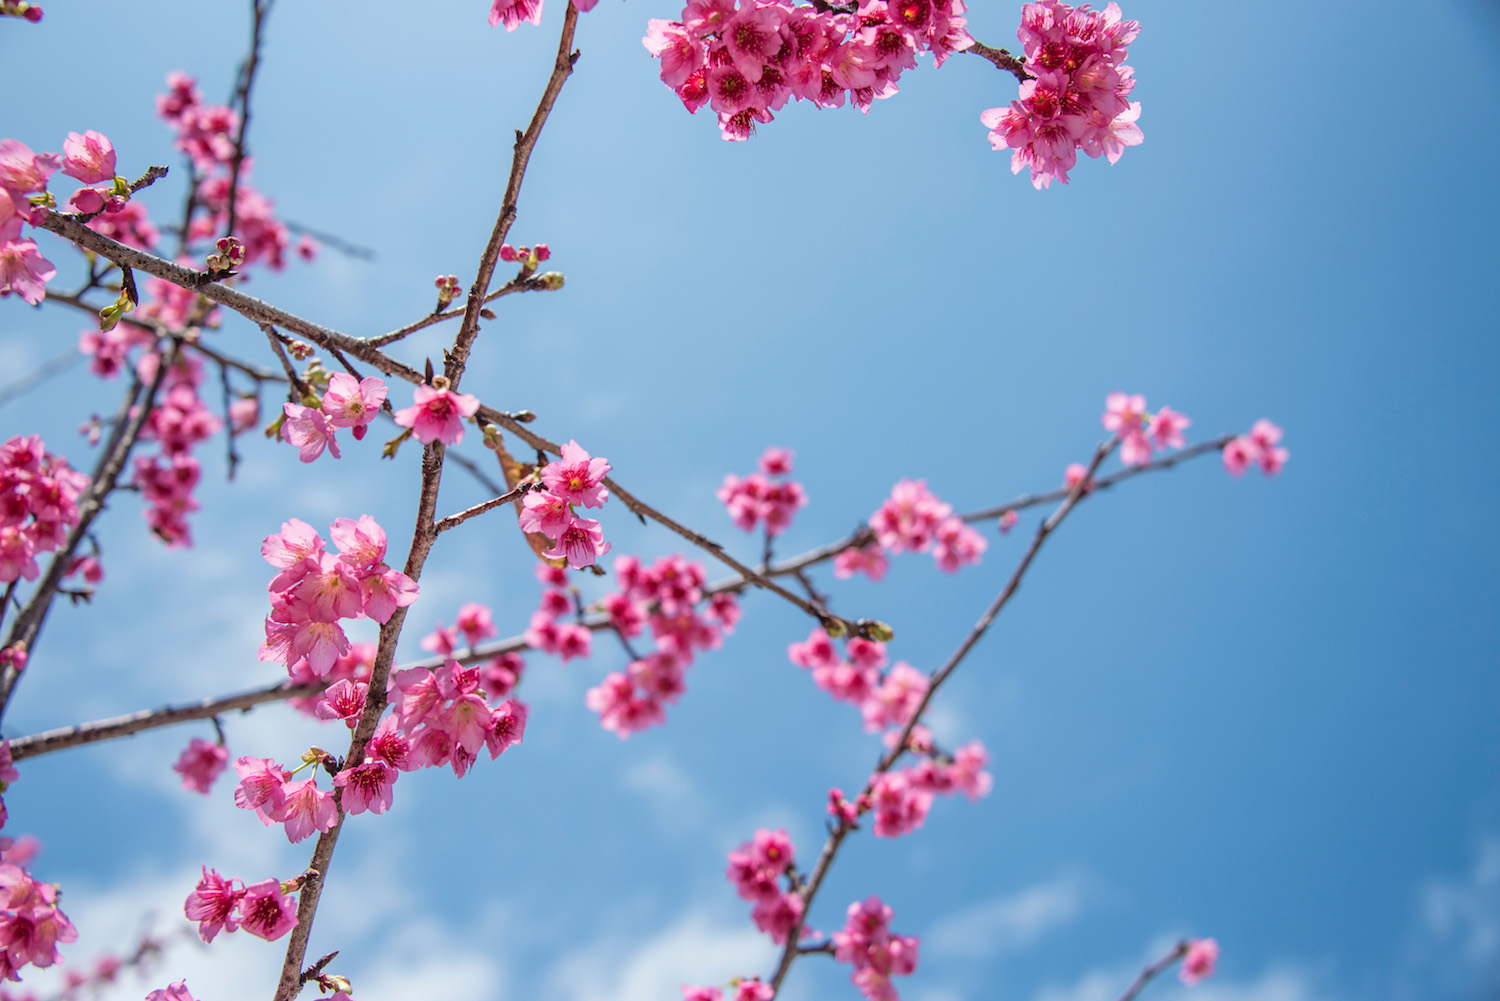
[927,870,1086,959]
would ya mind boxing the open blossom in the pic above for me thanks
[172,738,228,794]
[60,131,116,184]
[1149,405,1191,451]
[184,868,243,943]
[146,983,196,1001]
[320,373,387,434]
[393,380,479,445]
[1180,937,1219,985]
[279,778,338,843]
[489,0,545,31]
[281,403,340,463]
[543,515,612,570]
[541,440,611,508]
[235,879,298,941]
[1223,419,1289,477]
[0,239,56,306]
[0,139,61,204]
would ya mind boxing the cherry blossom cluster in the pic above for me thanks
[516,440,614,569]
[681,981,773,1001]
[1223,419,1288,477]
[980,1,1142,189]
[860,739,989,838]
[0,753,76,983]
[585,553,740,736]
[787,628,918,730]
[183,868,298,943]
[523,566,594,663]
[0,435,88,585]
[257,516,419,676]
[725,828,804,945]
[1100,392,1189,466]
[133,354,222,546]
[423,599,528,701]
[282,373,389,463]
[385,658,528,779]
[156,73,315,270]
[867,479,986,574]
[717,447,807,537]
[643,0,974,140]
[832,896,920,1001]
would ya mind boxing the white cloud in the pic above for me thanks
[545,911,775,1001]
[1032,944,1328,1001]
[927,869,1085,959]
[1420,838,1500,970]
[623,752,704,833]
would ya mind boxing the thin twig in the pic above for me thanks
[364,276,550,348]
[262,323,310,401]
[767,439,1119,994]
[1117,940,1190,1001]
[966,40,1032,81]
[433,486,524,534]
[224,0,274,239]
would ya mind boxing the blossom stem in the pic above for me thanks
[965,40,1032,81]
[1116,940,1190,1001]
[224,0,275,240]
[767,438,1119,995]
[432,485,525,534]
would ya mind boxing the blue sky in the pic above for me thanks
[2,1,1498,1000]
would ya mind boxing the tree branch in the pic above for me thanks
[224,0,275,239]
[1117,940,1190,1001]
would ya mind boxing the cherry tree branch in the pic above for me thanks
[768,438,1119,994]
[364,274,554,348]
[433,485,525,534]
[1117,940,1190,1001]
[1,437,1231,760]
[0,342,180,726]
[966,40,1032,81]
[224,0,275,239]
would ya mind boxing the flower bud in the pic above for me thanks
[860,619,895,642]
[537,272,565,290]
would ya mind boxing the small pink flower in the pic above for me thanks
[330,514,388,568]
[833,542,889,582]
[146,982,197,1001]
[455,602,497,646]
[334,760,396,815]
[172,737,228,795]
[543,515,612,570]
[758,447,794,476]
[61,131,116,184]
[0,139,62,200]
[0,239,57,306]
[314,679,368,728]
[392,381,479,446]
[541,440,611,508]
[229,397,259,435]
[518,490,572,540]
[184,867,243,943]
[1180,937,1219,985]
[232,756,290,824]
[1149,405,1191,451]
[320,374,387,431]
[1102,392,1147,435]
[235,878,298,941]
[281,403,340,463]
[279,778,338,843]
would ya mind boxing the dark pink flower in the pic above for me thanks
[543,516,612,570]
[333,761,396,815]
[172,737,228,795]
[235,879,298,941]
[392,381,479,446]
[1180,937,1219,985]
[541,440,611,509]
[320,374,387,430]
[146,982,196,1001]
[183,867,243,943]
[0,240,56,306]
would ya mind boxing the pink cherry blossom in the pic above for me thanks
[0,239,56,306]
[0,139,61,202]
[320,373,387,433]
[234,879,298,941]
[1180,937,1219,985]
[541,440,611,508]
[1149,405,1191,451]
[232,756,290,825]
[146,983,196,1001]
[392,381,479,446]
[334,760,397,815]
[279,778,338,843]
[489,0,544,30]
[455,602,497,646]
[184,868,243,943]
[758,446,794,476]
[281,403,340,463]
[314,679,368,728]
[1102,392,1147,435]
[172,737,228,795]
[518,490,573,540]
[543,515,612,570]
[330,514,387,567]
[834,542,889,581]
[60,131,116,184]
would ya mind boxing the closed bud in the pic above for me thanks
[537,271,565,290]
[822,618,847,639]
[860,619,895,642]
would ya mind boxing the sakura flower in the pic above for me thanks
[172,737,228,795]
[330,514,387,567]
[518,490,572,540]
[392,380,479,446]
[281,403,340,463]
[543,515,612,570]
[1102,392,1148,435]
[333,760,397,816]
[183,868,242,943]
[489,0,544,31]
[60,131,116,184]
[0,239,56,306]
[0,139,61,203]
[1180,937,1219,985]
[314,679,368,728]
[320,373,387,435]
[234,879,298,941]
[541,440,611,508]
[834,542,889,581]
[146,983,196,1001]
[232,756,289,824]
[1149,405,1191,451]
[455,602,497,646]
[279,778,338,843]
[758,446,794,476]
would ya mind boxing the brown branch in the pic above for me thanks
[767,438,1119,994]
[5,681,321,761]
[224,0,274,239]
[273,439,447,1001]
[966,40,1032,82]
[445,2,580,389]
[434,486,525,534]
[1117,940,1190,1001]
[0,343,180,726]
[1,436,1233,762]
[364,275,553,348]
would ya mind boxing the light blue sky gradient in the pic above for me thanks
[1,1,1497,1000]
